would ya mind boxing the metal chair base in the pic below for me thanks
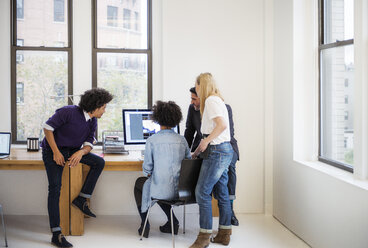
[140,201,187,248]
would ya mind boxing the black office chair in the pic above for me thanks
[140,158,203,248]
[0,204,8,247]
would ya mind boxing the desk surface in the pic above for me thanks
[0,148,143,171]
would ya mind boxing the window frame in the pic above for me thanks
[10,0,73,144]
[91,0,152,142]
[318,0,354,172]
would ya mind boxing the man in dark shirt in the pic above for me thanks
[184,87,240,226]
[42,88,113,247]
[184,87,201,152]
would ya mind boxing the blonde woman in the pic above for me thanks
[190,73,234,248]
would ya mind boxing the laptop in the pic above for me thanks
[0,132,11,159]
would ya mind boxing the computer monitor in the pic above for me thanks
[0,132,11,159]
[122,109,180,145]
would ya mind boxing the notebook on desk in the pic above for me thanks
[0,132,11,159]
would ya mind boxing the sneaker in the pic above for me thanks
[159,221,179,235]
[72,197,96,218]
[51,233,73,248]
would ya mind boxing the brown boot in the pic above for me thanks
[189,232,211,248]
[211,228,232,245]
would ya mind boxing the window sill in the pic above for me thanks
[295,159,368,191]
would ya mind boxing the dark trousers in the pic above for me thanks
[227,152,238,200]
[134,177,176,224]
[43,148,105,232]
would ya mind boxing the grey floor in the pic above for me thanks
[0,213,310,248]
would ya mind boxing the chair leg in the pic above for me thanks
[170,206,175,248]
[140,204,153,241]
[0,205,8,247]
[183,205,186,234]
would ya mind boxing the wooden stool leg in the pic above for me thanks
[60,165,70,235]
[70,164,84,235]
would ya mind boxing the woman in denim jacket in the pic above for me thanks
[134,101,191,238]
[190,73,234,248]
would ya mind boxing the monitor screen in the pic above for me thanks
[122,109,179,145]
[0,132,11,155]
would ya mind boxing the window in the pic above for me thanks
[107,6,118,27]
[319,0,354,172]
[123,8,131,29]
[11,0,71,143]
[16,82,24,104]
[134,12,140,31]
[16,53,24,63]
[54,0,65,22]
[93,0,151,141]
[17,0,24,19]
[16,39,24,46]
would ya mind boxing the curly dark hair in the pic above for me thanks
[78,88,113,113]
[152,101,182,128]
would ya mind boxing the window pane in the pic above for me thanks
[97,53,148,140]
[54,0,65,22]
[17,0,68,47]
[16,50,68,141]
[321,45,354,165]
[323,0,354,44]
[107,6,118,27]
[97,0,147,49]
[17,0,24,19]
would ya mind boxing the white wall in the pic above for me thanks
[0,0,266,215]
[160,0,265,214]
[273,0,368,247]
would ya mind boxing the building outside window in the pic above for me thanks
[319,0,354,171]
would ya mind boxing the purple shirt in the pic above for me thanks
[41,105,97,150]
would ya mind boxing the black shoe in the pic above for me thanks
[231,214,239,226]
[138,223,150,238]
[159,221,179,235]
[72,197,96,218]
[51,233,73,248]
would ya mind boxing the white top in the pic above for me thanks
[200,95,230,145]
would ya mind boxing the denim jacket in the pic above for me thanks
[141,129,191,212]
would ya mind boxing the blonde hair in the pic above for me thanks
[195,72,223,116]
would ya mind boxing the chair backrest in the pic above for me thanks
[178,158,203,204]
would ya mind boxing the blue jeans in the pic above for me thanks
[43,147,105,232]
[227,152,238,200]
[195,142,233,231]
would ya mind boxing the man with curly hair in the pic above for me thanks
[134,101,191,238]
[41,88,113,247]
